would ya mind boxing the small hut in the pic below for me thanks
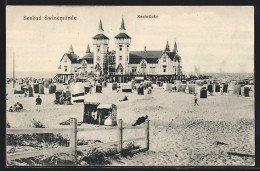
[223,84,228,93]
[96,85,102,93]
[137,85,144,95]
[244,87,250,97]
[112,82,117,90]
[122,83,132,92]
[49,85,56,94]
[233,85,241,95]
[39,84,44,94]
[215,84,220,92]
[28,86,34,97]
[188,84,196,94]
[200,88,207,98]
[33,83,39,93]
[97,104,117,126]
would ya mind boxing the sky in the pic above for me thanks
[6,6,254,75]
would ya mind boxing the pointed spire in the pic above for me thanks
[165,41,170,52]
[69,44,74,54]
[86,44,90,53]
[119,17,126,33]
[98,19,104,31]
[173,41,178,52]
[120,18,126,30]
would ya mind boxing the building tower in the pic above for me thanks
[165,41,170,52]
[93,19,109,76]
[173,41,182,76]
[86,44,91,54]
[69,44,74,55]
[173,41,178,53]
[114,18,131,75]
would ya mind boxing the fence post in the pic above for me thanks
[118,119,123,155]
[145,119,150,150]
[70,118,77,163]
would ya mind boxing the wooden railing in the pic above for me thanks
[6,118,150,163]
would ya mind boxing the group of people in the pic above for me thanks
[9,102,23,112]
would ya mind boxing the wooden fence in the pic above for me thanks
[6,118,150,163]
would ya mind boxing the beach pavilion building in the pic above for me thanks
[55,18,184,83]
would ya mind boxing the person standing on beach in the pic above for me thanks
[36,95,42,112]
[117,84,121,93]
[194,94,199,106]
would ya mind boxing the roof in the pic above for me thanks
[97,103,114,109]
[120,18,126,30]
[145,58,159,64]
[129,51,162,64]
[82,52,94,64]
[98,19,104,31]
[60,53,78,63]
[174,54,181,61]
[114,33,131,39]
[86,45,91,53]
[93,34,109,40]
[130,51,163,58]
[78,58,93,64]
[165,41,170,51]
[129,56,143,64]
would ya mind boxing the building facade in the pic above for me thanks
[56,18,183,82]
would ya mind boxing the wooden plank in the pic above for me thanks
[123,137,146,143]
[77,127,117,132]
[69,118,77,163]
[123,126,145,130]
[145,119,150,150]
[6,128,69,134]
[7,147,70,161]
[77,140,119,150]
[118,119,123,154]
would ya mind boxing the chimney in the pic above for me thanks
[144,46,146,51]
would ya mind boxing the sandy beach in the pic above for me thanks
[6,83,255,166]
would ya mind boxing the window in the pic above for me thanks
[163,57,166,62]
[97,56,100,61]
[132,67,137,73]
[64,57,67,63]
[119,56,122,60]
[127,56,128,61]
[163,66,166,72]
[64,66,67,72]
[141,62,146,68]
[97,45,100,52]
[127,45,129,51]
[150,66,156,73]
[119,45,122,51]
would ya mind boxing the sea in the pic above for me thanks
[6,71,254,81]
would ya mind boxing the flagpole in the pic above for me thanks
[13,52,15,88]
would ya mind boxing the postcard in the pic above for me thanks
[6,6,254,166]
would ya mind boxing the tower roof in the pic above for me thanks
[86,44,90,53]
[173,41,178,52]
[115,17,131,39]
[93,18,109,40]
[93,34,109,40]
[98,19,104,31]
[120,18,126,30]
[165,41,170,51]
[114,33,131,39]
[69,44,74,53]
